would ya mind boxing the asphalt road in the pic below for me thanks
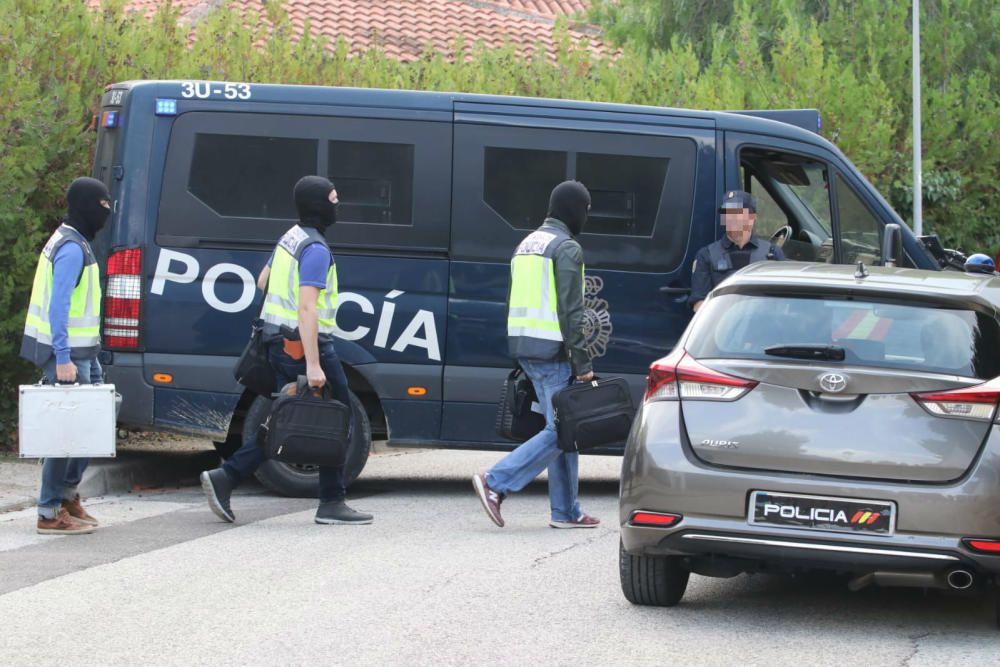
[1,448,999,667]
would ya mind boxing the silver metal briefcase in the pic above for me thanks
[18,383,118,458]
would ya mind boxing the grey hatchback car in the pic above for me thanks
[620,262,1000,617]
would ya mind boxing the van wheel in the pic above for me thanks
[619,540,689,607]
[240,391,372,498]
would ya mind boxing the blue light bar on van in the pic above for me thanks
[155,98,178,116]
[101,111,118,128]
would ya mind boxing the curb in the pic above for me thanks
[0,449,220,514]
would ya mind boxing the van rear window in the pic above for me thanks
[189,134,317,218]
[687,294,1000,379]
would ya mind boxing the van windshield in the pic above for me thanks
[687,293,1000,379]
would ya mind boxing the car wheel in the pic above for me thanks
[241,391,372,498]
[619,539,689,607]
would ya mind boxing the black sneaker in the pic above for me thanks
[200,469,235,523]
[315,501,373,525]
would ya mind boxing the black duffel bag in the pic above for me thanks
[259,376,350,467]
[495,366,547,442]
[552,376,636,452]
[233,318,276,397]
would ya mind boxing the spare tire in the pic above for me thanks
[240,390,372,498]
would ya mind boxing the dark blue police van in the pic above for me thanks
[90,80,940,496]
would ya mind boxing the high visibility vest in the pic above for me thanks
[21,225,102,365]
[507,223,576,361]
[262,225,338,336]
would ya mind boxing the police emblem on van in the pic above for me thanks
[582,275,613,359]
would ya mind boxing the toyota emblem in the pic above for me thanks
[819,372,848,393]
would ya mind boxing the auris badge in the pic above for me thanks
[818,372,848,393]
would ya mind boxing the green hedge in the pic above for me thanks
[1,0,996,443]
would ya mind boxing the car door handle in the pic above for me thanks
[658,286,691,294]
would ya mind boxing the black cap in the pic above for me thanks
[720,190,757,214]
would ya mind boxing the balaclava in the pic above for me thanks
[547,180,591,236]
[66,177,111,241]
[293,176,337,230]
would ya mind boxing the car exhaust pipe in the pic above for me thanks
[946,569,974,591]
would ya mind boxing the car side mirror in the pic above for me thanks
[881,223,902,268]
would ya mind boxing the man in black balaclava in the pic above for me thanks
[547,179,591,237]
[293,175,337,230]
[472,180,601,530]
[66,177,111,241]
[22,177,111,535]
[201,175,373,526]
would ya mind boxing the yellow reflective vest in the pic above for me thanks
[21,225,102,365]
[507,224,575,360]
[262,225,338,336]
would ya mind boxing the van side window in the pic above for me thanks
[157,112,451,251]
[484,147,567,229]
[835,173,883,265]
[741,148,833,263]
[576,153,668,236]
[746,174,788,240]
[189,134,317,218]
[452,123,698,272]
[328,141,414,226]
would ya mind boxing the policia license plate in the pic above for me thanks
[749,491,896,535]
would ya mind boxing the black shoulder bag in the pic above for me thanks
[233,318,276,397]
[495,366,546,442]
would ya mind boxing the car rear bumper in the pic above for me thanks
[620,403,1000,577]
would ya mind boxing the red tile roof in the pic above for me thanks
[91,0,608,62]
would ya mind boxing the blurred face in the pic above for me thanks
[721,207,756,243]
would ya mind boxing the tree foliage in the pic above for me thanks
[588,0,1000,248]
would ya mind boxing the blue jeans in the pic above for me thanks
[223,340,353,504]
[485,359,583,522]
[37,357,103,520]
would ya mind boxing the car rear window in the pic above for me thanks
[687,293,1000,379]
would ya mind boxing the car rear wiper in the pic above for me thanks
[764,344,846,361]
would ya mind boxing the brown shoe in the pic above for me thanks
[37,509,96,535]
[62,494,98,526]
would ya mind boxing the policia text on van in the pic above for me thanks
[90,80,943,496]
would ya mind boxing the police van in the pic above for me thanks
[91,80,941,496]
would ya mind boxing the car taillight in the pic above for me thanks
[963,538,1000,554]
[629,511,682,527]
[645,350,757,402]
[911,377,1000,422]
[103,248,142,349]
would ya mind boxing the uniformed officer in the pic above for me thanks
[472,180,600,529]
[689,190,785,312]
[200,175,372,526]
[22,177,110,535]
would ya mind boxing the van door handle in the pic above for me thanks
[658,286,691,294]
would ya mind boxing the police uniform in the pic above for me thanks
[689,190,785,308]
[201,175,372,526]
[21,225,102,365]
[261,224,339,339]
[22,176,110,532]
